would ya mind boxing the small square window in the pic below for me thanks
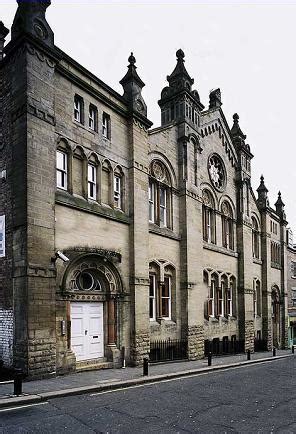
[102,112,111,139]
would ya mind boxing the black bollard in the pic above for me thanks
[247,349,251,361]
[208,352,212,367]
[273,347,276,357]
[13,369,23,396]
[143,357,149,376]
[121,346,126,369]
[292,345,295,354]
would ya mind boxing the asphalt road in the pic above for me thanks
[1,357,296,433]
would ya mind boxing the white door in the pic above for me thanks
[71,302,104,361]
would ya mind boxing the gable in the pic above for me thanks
[200,108,238,169]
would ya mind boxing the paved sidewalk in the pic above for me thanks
[0,349,292,408]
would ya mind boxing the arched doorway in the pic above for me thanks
[271,286,281,349]
[63,255,123,362]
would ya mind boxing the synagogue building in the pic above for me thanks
[0,0,289,377]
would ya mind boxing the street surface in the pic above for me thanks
[0,357,295,433]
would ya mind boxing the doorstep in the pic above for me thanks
[76,358,113,372]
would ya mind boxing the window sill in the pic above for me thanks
[56,189,130,225]
[271,262,282,270]
[253,258,263,265]
[203,242,238,258]
[149,223,180,241]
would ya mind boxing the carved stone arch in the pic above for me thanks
[88,151,100,166]
[73,145,86,159]
[114,164,124,176]
[101,158,111,171]
[148,151,177,188]
[218,195,236,218]
[221,272,229,287]
[251,213,260,230]
[57,137,72,152]
[201,187,216,210]
[200,183,218,209]
[62,253,123,296]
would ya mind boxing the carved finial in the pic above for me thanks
[233,113,239,123]
[209,88,222,109]
[176,49,185,61]
[257,175,269,209]
[128,52,136,66]
[12,0,54,46]
[120,51,147,117]
[275,191,285,218]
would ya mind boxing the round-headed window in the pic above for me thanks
[76,271,96,291]
[208,154,226,191]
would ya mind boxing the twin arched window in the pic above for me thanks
[149,261,175,321]
[149,160,172,229]
[204,271,236,318]
[202,191,234,250]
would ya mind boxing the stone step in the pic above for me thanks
[76,358,113,372]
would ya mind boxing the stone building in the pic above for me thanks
[286,229,296,347]
[0,1,290,378]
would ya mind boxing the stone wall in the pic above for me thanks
[0,308,13,365]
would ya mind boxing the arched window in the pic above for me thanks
[252,217,260,259]
[149,261,175,321]
[149,160,172,229]
[221,201,234,250]
[204,271,236,319]
[208,273,218,317]
[101,160,112,205]
[87,154,99,201]
[56,139,72,192]
[253,279,261,317]
[114,166,124,210]
[202,190,216,244]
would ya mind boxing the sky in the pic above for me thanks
[1,1,296,233]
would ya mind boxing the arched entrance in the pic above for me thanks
[62,254,123,363]
[271,286,281,349]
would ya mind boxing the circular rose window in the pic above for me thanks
[208,154,226,191]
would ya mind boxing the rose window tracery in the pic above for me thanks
[208,154,226,191]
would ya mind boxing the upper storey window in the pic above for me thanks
[74,95,84,124]
[102,112,111,139]
[252,217,260,259]
[221,201,234,250]
[148,160,172,229]
[89,104,98,132]
[202,190,216,244]
[56,150,67,190]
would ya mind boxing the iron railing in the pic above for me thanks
[204,338,245,356]
[149,338,188,363]
[254,339,268,352]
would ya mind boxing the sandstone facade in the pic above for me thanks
[0,1,290,377]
